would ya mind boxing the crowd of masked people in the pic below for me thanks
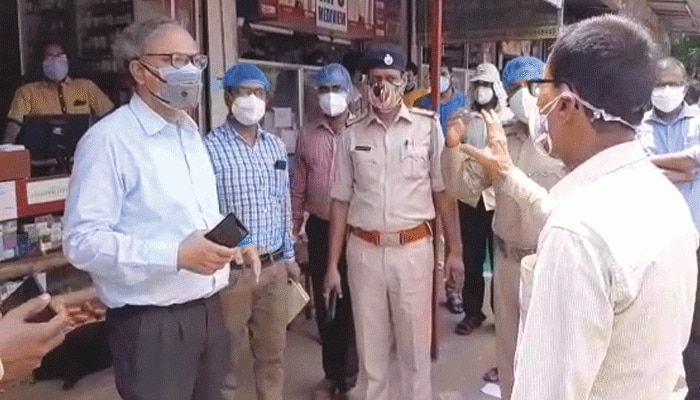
[0,12,698,400]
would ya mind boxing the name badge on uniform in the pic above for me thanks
[354,146,372,151]
[274,160,287,170]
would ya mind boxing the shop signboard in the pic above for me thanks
[256,0,397,40]
[316,0,348,32]
[416,0,559,44]
[259,0,278,17]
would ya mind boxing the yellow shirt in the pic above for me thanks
[402,87,430,108]
[7,78,114,124]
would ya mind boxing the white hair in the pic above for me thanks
[112,17,183,71]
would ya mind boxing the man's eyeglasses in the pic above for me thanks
[228,86,266,99]
[527,79,572,97]
[654,83,685,89]
[142,53,208,70]
[45,53,68,61]
[317,85,346,94]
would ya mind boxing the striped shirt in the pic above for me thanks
[641,103,700,231]
[291,118,349,233]
[204,120,294,259]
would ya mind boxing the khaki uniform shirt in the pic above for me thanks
[330,105,446,232]
[442,121,566,249]
[7,78,114,124]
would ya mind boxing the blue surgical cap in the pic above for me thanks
[315,63,352,93]
[223,63,270,92]
[502,56,545,91]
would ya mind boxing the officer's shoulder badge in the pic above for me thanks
[409,107,437,119]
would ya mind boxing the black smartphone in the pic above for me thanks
[0,276,56,323]
[325,290,338,323]
[204,213,250,248]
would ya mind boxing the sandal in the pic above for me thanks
[483,367,499,383]
[455,315,484,335]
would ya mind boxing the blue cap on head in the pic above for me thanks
[359,42,407,73]
[315,63,352,93]
[223,63,270,92]
[502,56,545,91]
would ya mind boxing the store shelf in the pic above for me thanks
[86,23,128,36]
[0,251,70,282]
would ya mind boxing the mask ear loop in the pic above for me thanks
[563,91,639,131]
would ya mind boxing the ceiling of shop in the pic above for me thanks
[565,0,622,10]
[648,0,700,32]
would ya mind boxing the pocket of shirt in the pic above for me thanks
[352,150,380,186]
[400,146,429,180]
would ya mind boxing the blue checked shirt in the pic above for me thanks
[641,103,700,231]
[204,120,294,259]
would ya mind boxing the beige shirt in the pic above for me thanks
[330,105,445,232]
[512,141,698,400]
[442,121,566,249]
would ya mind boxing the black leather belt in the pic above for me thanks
[230,248,284,271]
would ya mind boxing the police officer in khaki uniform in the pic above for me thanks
[441,56,566,400]
[324,43,464,400]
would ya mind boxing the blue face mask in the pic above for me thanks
[439,76,451,94]
[43,59,69,82]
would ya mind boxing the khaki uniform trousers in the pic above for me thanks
[493,239,535,400]
[346,234,434,400]
[220,264,288,400]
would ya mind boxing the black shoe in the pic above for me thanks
[455,315,485,335]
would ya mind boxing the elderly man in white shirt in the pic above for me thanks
[63,18,259,400]
[461,15,698,400]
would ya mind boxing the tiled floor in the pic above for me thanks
[2,280,497,400]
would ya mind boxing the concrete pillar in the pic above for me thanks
[206,0,238,129]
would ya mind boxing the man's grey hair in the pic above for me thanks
[112,17,182,71]
[656,57,688,82]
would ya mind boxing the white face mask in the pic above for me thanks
[529,91,637,157]
[231,94,266,126]
[476,86,494,105]
[439,76,451,94]
[509,87,537,124]
[528,96,558,157]
[319,92,348,117]
[651,85,686,113]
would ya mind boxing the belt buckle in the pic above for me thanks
[379,232,401,247]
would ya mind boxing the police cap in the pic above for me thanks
[359,43,407,73]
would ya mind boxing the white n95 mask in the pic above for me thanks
[231,94,266,126]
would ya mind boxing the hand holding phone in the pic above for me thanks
[177,230,236,275]
[325,290,337,324]
[0,276,56,322]
[204,213,250,248]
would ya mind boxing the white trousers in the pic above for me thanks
[346,234,434,400]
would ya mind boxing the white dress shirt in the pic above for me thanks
[63,94,227,308]
[512,141,698,400]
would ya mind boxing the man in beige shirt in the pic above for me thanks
[442,56,566,399]
[324,43,464,400]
